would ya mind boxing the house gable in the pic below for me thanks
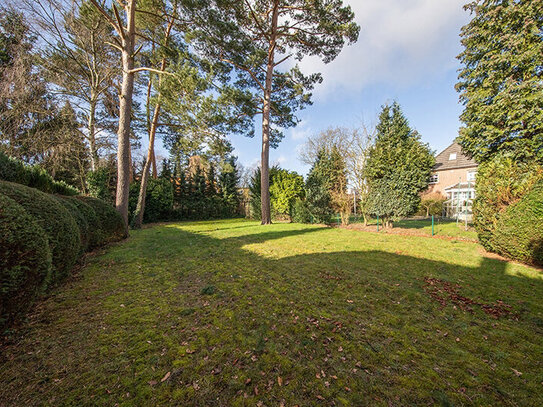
[433,142,477,172]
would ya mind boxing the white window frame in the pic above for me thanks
[467,170,477,182]
[429,173,439,184]
[449,153,457,160]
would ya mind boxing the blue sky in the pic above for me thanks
[227,0,471,176]
[146,0,471,176]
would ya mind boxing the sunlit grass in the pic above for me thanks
[1,219,541,406]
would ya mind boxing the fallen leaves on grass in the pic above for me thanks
[161,372,171,382]
[423,277,515,318]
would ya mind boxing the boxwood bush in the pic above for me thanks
[492,181,543,266]
[54,195,91,253]
[0,181,81,281]
[77,196,127,243]
[0,194,52,328]
[59,196,102,249]
[0,151,78,195]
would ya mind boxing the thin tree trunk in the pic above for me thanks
[260,1,279,225]
[132,15,174,228]
[151,152,158,179]
[88,97,99,171]
[115,0,137,233]
[132,100,161,228]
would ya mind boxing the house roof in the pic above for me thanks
[433,142,477,171]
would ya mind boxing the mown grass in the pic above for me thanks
[1,219,542,406]
[349,216,478,240]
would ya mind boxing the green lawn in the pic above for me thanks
[1,219,542,406]
[349,216,478,240]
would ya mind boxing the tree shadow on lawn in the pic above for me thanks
[1,223,542,407]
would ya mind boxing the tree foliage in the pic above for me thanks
[269,169,304,219]
[472,154,543,249]
[305,149,334,224]
[189,0,359,223]
[456,0,543,164]
[364,102,435,227]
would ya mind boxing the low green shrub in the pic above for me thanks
[291,198,312,223]
[0,181,81,281]
[77,196,127,243]
[129,178,174,224]
[0,194,52,329]
[492,181,543,265]
[0,151,78,195]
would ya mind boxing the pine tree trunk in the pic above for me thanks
[88,97,99,171]
[132,103,160,228]
[151,152,158,179]
[260,1,279,225]
[133,15,174,228]
[115,0,137,233]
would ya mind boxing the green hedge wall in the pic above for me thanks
[77,196,127,243]
[473,156,543,251]
[0,151,78,196]
[0,181,81,281]
[492,181,543,266]
[59,196,102,248]
[0,181,126,330]
[0,194,52,328]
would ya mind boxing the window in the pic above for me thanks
[429,173,439,184]
[449,153,457,160]
[467,170,477,182]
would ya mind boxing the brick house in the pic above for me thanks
[426,142,478,219]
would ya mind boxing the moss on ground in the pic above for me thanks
[1,219,542,406]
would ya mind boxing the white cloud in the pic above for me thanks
[298,0,469,100]
[290,119,312,141]
[277,155,288,165]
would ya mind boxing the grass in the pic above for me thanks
[349,216,478,240]
[1,219,542,406]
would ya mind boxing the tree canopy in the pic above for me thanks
[364,102,435,227]
[456,0,543,164]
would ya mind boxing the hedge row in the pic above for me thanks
[473,155,543,265]
[492,181,543,266]
[0,151,78,196]
[0,181,126,329]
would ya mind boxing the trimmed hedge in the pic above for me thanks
[59,196,102,248]
[0,181,81,281]
[492,181,543,266]
[0,151,78,195]
[473,156,543,250]
[54,195,91,253]
[0,182,126,330]
[77,196,127,243]
[0,194,52,328]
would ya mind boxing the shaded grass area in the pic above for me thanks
[1,219,542,406]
